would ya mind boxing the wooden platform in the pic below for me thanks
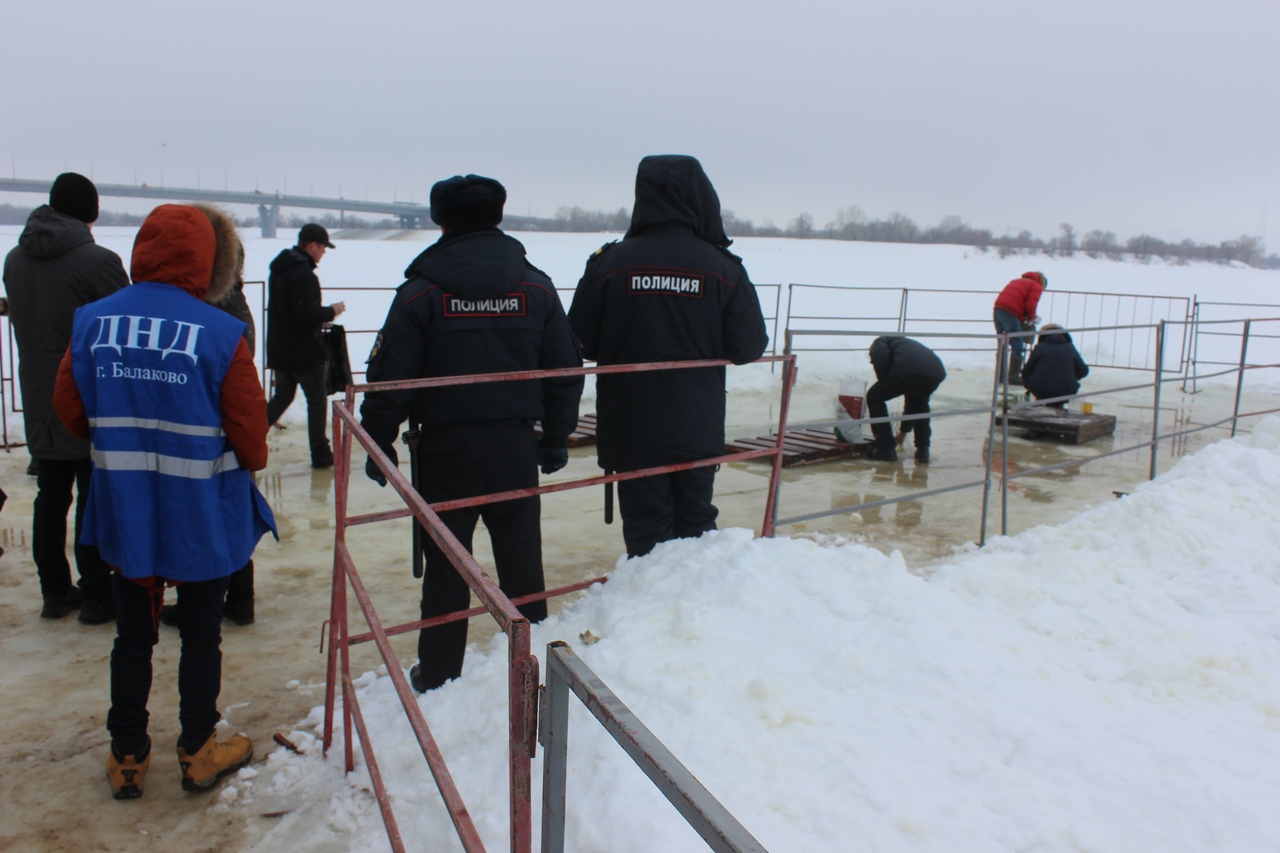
[542,417,872,466]
[725,428,873,468]
[996,406,1116,444]
[535,414,599,447]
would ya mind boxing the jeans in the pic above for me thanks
[266,363,330,457]
[107,573,230,755]
[33,457,112,602]
[993,308,1027,361]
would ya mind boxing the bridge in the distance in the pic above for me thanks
[0,178,549,237]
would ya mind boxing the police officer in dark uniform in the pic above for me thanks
[568,155,768,558]
[360,175,583,693]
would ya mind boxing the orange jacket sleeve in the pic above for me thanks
[52,348,90,439]
[221,338,270,471]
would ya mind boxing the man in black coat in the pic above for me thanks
[568,155,769,558]
[2,173,128,622]
[265,223,345,468]
[1022,324,1089,406]
[865,336,947,464]
[360,175,583,693]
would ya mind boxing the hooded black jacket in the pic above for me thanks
[1022,331,1089,401]
[869,336,947,383]
[359,229,583,448]
[3,205,129,459]
[266,246,334,371]
[568,156,769,471]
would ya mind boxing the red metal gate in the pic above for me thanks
[324,355,796,852]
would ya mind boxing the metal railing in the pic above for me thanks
[781,283,1192,372]
[325,354,795,852]
[540,641,768,853]
[777,320,1280,544]
[1185,298,1280,394]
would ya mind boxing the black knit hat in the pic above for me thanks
[430,175,506,230]
[49,172,99,224]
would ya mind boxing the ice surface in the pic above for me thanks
[3,226,1278,851]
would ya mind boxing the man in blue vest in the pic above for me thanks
[54,204,277,799]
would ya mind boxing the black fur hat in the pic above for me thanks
[50,172,99,224]
[429,175,505,231]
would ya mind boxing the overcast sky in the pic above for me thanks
[2,0,1277,247]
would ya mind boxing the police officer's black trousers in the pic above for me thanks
[617,466,718,558]
[416,424,546,691]
[866,375,942,452]
[108,573,229,756]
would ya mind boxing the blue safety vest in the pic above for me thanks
[69,281,277,581]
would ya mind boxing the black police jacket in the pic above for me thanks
[1023,332,1089,401]
[266,247,335,371]
[869,336,947,383]
[359,229,583,450]
[568,156,769,472]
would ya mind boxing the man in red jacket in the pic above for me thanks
[993,271,1047,385]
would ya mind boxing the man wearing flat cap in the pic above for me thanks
[265,223,345,468]
[360,174,583,693]
[2,172,129,622]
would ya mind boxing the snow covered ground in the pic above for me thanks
[236,416,1280,852]
[3,225,1279,851]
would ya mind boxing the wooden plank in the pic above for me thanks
[727,429,875,467]
[997,407,1116,445]
[540,417,882,467]
[535,414,599,447]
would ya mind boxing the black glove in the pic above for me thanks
[537,446,568,475]
[365,443,399,487]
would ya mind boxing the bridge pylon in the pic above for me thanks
[258,203,280,238]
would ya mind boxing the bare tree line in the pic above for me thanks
[3,202,1273,269]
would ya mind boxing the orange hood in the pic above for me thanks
[130,204,216,299]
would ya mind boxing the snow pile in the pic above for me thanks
[233,419,1280,852]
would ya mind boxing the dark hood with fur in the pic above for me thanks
[624,155,731,248]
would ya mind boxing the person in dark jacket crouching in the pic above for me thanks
[1022,323,1089,407]
[568,155,769,558]
[865,336,947,464]
[360,174,584,693]
[54,204,277,799]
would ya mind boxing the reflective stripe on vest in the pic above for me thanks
[91,449,241,479]
[89,416,226,438]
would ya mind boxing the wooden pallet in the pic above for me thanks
[725,428,873,468]
[543,417,874,465]
[535,414,599,447]
[996,406,1116,444]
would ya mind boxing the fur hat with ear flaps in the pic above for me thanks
[189,202,244,305]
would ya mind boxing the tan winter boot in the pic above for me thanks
[176,732,252,792]
[107,736,151,800]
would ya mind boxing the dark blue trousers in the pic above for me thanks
[107,573,230,755]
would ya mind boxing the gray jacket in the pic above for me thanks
[3,205,129,459]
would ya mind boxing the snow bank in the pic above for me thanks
[232,418,1280,852]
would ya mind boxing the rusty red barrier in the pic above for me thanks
[323,355,796,853]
